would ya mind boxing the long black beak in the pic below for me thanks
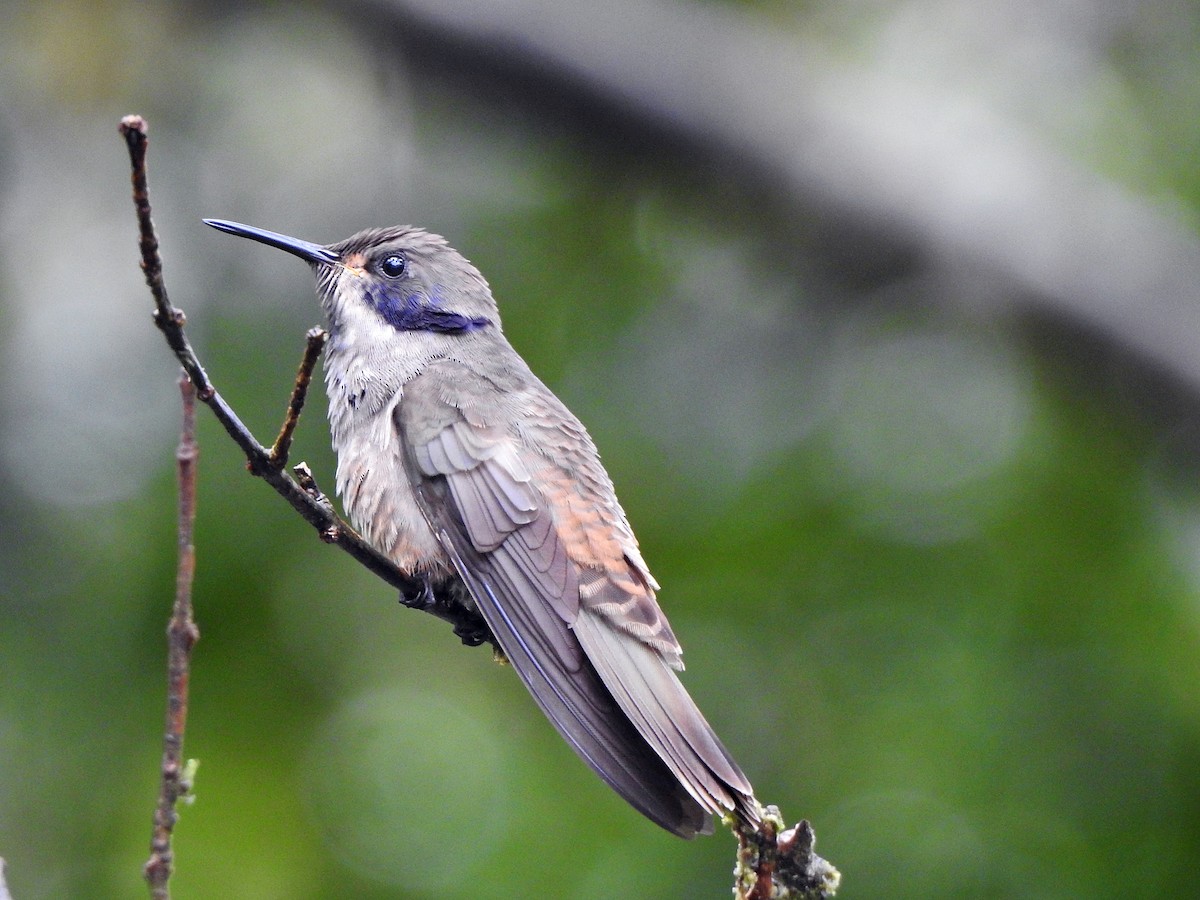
[204,219,340,265]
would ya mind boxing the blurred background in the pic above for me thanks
[3,0,1200,896]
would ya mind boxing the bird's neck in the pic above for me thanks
[322,301,499,432]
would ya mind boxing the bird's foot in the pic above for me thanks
[453,620,490,647]
[400,576,493,648]
[399,575,436,611]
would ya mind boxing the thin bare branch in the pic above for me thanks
[144,373,202,899]
[268,328,327,468]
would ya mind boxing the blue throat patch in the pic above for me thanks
[368,285,491,334]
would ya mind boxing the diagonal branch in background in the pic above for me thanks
[381,0,1200,400]
[117,115,493,648]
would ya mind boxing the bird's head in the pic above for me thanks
[204,219,499,337]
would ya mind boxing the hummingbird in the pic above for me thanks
[204,218,759,837]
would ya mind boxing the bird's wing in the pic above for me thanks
[397,359,756,834]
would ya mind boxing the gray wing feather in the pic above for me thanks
[424,496,711,837]
[573,603,756,819]
[397,363,756,835]
[404,414,713,837]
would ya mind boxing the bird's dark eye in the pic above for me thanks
[379,253,407,278]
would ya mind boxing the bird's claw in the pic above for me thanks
[453,620,489,647]
[399,576,436,611]
[400,578,489,647]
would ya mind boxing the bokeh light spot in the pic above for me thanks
[302,684,513,890]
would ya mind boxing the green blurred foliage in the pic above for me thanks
[2,1,1200,898]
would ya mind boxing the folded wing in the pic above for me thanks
[398,362,757,835]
